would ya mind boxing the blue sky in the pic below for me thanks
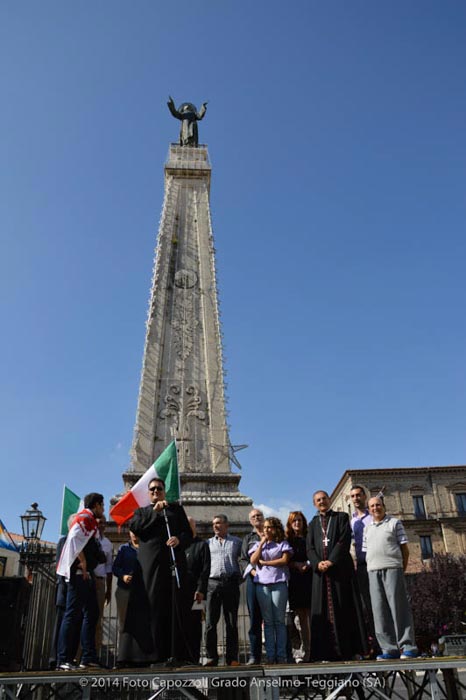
[1,2,465,540]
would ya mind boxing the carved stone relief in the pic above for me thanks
[174,268,198,288]
[171,269,199,360]
[159,384,208,473]
[160,384,207,427]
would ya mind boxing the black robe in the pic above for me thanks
[288,536,312,610]
[120,503,193,664]
[307,510,366,661]
[185,536,211,664]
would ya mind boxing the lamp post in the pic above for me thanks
[19,503,55,577]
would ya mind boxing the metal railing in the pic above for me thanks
[22,565,56,670]
[98,581,252,667]
[19,571,252,672]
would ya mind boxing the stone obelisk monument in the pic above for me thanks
[122,99,252,535]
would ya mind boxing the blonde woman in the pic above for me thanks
[249,517,292,664]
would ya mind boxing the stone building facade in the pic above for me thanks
[330,466,466,572]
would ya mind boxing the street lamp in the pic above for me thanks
[19,503,55,576]
[20,503,46,541]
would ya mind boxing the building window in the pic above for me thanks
[455,493,466,514]
[420,535,433,560]
[413,495,426,518]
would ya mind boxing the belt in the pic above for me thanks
[210,574,238,582]
[95,576,106,579]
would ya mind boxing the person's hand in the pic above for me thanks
[82,569,90,580]
[250,568,257,577]
[318,560,333,572]
[194,591,204,603]
[318,560,332,572]
[122,574,133,585]
[153,500,168,512]
[167,535,179,548]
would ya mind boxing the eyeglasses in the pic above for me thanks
[149,486,164,493]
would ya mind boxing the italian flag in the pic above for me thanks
[57,508,98,581]
[60,486,82,536]
[110,441,180,527]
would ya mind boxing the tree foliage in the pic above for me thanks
[407,553,466,643]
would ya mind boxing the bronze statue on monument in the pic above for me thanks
[167,96,208,147]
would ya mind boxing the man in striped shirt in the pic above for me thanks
[204,514,242,666]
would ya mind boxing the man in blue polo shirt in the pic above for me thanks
[350,485,378,654]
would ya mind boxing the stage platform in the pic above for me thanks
[1,657,465,700]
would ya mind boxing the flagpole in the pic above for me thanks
[162,505,181,667]
[59,484,66,536]
[174,437,182,504]
[162,508,180,589]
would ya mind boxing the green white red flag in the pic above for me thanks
[110,441,180,527]
[57,508,98,581]
[60,486,82,535]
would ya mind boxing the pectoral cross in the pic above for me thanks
[320,514,332,550]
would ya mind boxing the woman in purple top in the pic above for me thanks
[249,517,293,664]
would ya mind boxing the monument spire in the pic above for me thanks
[122,103,252,533]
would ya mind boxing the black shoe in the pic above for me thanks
[79,661,104,669]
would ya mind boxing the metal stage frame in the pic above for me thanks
[1,657,465,700]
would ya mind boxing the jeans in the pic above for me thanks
[245,576,263,661]
[57,573,99,664]
[256,582,288,662]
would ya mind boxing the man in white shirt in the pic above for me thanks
[363,497,418,661]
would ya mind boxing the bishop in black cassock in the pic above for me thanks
[306,490,367,661]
